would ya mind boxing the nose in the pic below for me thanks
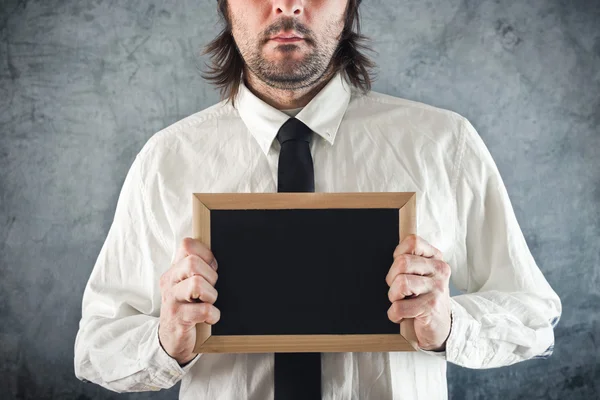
[272,0,304,16]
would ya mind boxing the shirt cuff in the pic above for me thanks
[443,297,481,364]
[147,322,202,388]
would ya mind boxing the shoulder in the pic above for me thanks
[349,87,468,128]
[135,99,237,171]
[352,89,501,180]
[348,88,478,152]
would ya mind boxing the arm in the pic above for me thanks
[73,154,201,392]
[439,117,562,368]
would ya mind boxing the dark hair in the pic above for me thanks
[200,0,377,107]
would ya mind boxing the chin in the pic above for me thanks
[265,55,306,68]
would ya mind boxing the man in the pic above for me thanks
[74,0,562,399]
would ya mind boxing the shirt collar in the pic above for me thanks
[236,72,352,156]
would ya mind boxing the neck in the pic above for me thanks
[243,65,337,110]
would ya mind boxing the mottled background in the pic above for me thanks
[0,0,598,399]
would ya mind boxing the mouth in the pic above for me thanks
[269,31,305,43]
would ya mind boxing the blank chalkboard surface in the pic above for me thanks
[191,192,418,354]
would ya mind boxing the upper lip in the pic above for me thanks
[270,31,304,39]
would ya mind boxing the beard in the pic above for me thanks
[236,17,339,90]
[245,44,330,90]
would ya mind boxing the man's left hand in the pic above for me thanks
[385,234,452,351]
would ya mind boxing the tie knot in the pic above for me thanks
[276,118,313,145]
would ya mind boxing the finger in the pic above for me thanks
[386,255,445,286]
[393,234,443,260]
[178,302,221,325]
[388,274,435,302]
[387,292,435,323]
[171,275,218,304]
[174,237,218,271]
[166,254,218,288]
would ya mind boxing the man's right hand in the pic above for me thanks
[158,237,220,366]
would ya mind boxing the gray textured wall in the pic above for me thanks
[0,0,598,399]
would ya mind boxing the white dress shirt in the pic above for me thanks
[74,72,562,399]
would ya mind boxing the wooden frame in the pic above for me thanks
[192,192,418,354]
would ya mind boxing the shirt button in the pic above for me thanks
[150,386,160,391]
[169,370,178,376]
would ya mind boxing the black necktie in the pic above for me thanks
[274,117,321,400]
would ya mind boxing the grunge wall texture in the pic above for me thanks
[1,0,598,399]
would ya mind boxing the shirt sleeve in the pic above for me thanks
[422,117,562,368]
[73,153,202,392]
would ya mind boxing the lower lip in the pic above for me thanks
[271,37,304,43]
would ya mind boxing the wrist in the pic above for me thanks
[422,308,453,352]
[177,354,198,367]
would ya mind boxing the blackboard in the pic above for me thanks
[191,192,418,353]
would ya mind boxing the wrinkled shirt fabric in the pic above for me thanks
[74,72,561,399]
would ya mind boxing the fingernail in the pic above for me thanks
[210,259,218,270]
